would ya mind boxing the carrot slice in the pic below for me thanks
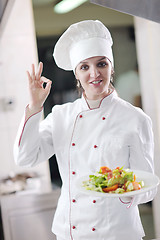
[102,184,119,193]
[134,174,136,181]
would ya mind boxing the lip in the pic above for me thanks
[89,79,103,85]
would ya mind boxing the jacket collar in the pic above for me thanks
[81,89,118,110]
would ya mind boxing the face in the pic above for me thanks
[75,56,113,100]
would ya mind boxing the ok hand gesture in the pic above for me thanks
[27,62,52,112]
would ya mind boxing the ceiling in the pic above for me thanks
[32,0,134,37]
[91,0,160,23]
[32,0,54,6]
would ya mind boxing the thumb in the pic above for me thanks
[45,79,52,94]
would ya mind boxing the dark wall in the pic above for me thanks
[37,36,77,186]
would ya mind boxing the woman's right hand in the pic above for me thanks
[27,62,52,112]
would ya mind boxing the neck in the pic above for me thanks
[84,88,113,101]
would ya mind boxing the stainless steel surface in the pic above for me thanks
[90,0,160,23]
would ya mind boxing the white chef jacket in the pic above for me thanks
[14,90,156,240]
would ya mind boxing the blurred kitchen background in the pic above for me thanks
[0,0,160,239]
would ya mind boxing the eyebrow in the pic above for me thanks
[79,57,106,64]
[97,57,106,61]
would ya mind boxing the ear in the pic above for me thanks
[73,67,77,79]
[111,67,114,75]
[74,68,78,79]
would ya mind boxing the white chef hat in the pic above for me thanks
[53,20,114,71]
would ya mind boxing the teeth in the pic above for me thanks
[92,80,101,84]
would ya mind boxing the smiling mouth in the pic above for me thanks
[90,80,102,84]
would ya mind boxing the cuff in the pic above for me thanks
[18,105,43,146]
[119,197,134,209]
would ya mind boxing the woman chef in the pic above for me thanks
[14,20,157,240]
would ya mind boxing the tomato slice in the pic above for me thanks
[102,184,119,193]
[100,166,112,174]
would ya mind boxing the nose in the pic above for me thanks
[90,66,100,78]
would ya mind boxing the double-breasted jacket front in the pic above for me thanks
[14,90,156,240]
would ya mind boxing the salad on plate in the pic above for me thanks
[83,166,144,194]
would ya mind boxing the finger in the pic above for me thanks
[45,80,52,92]
[40,77,52,89]
[31,64,36,79]
[37,76,49,88]
[44,80,52,96]
[40,76,52,84]
[36,62,43,80]
[26,71,32,83]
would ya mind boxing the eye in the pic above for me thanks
[97,61,108,67]
[80,64,89,70]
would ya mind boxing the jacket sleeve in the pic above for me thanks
[121,115,157,207]
[129,115,154,172]
[13,106,55,167]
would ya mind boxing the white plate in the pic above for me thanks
[76,170,160,198]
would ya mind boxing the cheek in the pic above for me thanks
[104,69,112,79]
[75,70,84,80]
[77,72,88,85]
[79,78,87,88]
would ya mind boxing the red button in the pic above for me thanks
[72,199,76,203]
[79,115,83,118]
[72,171,76,175]
[72,143,75,146]
[94,145,98,148]
[72,226,76,229]
[93,200,96,203]
[102,117,106,120]
[92,228,96,231]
